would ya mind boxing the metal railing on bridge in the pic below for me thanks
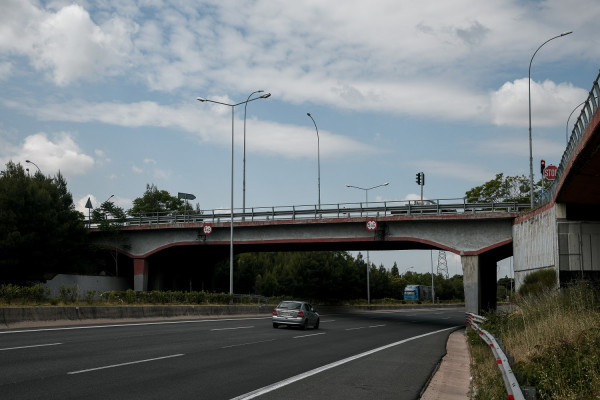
[89,198,529,228]
[544,68,600,203]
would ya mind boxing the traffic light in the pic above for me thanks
[540,159,546,174]
[415,172,424,185]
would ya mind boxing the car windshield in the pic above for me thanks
[278,301,302,310]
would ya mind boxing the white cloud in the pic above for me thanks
[1,1,137,86]
[14,99,377,159]
[0,132,94,177]
[490,78,588,128]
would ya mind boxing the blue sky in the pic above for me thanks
[1,0,599,279]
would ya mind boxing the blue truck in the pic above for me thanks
[403,284,433,302]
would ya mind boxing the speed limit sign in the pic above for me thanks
[366,219,377,231]
[202,223,213,235]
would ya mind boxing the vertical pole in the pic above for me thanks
[230,106,234,295]
[366,189,370,305]
[430,250,435,303]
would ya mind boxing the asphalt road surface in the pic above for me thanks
[0,307,465,399]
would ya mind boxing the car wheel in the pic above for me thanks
[314,318,320,329]
[273,323,278,328]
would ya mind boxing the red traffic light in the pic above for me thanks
[540,160,546,174]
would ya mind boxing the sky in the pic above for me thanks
[1,0,599,280]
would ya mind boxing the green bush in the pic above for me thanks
[518,268,557,297]
[59,285,78,303]
[0,284,49,305]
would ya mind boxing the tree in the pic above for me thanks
[465,173,531,203]
[0,161,88,282]
[129,183,187,215]
[91,199,128,276]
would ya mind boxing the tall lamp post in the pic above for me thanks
[345,182,390,305]
[306,113,321,209]
[243,90,270,215]
[528,31,572,207]
[197,92,271,295]
[25,159,41,174]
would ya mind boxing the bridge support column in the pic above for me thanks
[133,258,148,292]
[461,254,497,314]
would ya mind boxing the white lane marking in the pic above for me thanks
[211,326,254,331]
[293,332,326,339]
[345,324,386,331]
[230,326,458,400]
[221,339,277,349]
[0,342,62,351]
[0,317,271,335]
[67,354,184,375]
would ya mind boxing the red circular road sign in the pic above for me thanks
[544,165,558,180]
[366,219,377,231]
[202,223,213,235]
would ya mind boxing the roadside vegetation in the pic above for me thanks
[469,269,600,399]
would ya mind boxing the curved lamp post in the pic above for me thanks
[306,113,321,209]
[25,159,41,174]
[197,92,271,295]
[566,97,598,144]
[345,182,390,305]
[528,31,572,207]
[243,90,270,215]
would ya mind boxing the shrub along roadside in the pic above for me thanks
[0,284,271,306]
[471,281,600,399]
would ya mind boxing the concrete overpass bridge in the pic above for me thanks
[93,200,527,314]
[92,68,600,314]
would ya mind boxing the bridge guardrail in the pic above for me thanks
[466,313,525,400]
[545,68,600,204]
[90,198,529,228]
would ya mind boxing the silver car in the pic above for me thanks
[272,301,320,329]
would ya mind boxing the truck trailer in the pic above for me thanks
[403,284,433,302]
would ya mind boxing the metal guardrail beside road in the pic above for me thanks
[467,313,525,400]
[90,198,529,227]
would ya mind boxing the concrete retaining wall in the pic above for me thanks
[44,274,130,297]
[0,305,273,327]
[513,205,558,289]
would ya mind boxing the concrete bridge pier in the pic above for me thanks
[461,254,498,314]
[133,258,149,292]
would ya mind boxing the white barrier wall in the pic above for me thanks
[512,205,559,289]
[44,274,129,297]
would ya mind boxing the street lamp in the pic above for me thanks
[197,92,271,295]
[345,182,390,305]
[566,97,598,144]
[25,159,41,174]
[528,31,572,207]
[306,113,321,209]
[243,90,270,215]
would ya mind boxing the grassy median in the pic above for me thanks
[469,281,600,399]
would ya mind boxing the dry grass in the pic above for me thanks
[467,326,507,399]
[477,282,600,399]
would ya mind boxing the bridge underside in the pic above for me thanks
[93,216,516,314]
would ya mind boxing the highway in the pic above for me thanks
[0,308,465,399]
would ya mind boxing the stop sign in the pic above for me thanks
[544,165,558,180]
